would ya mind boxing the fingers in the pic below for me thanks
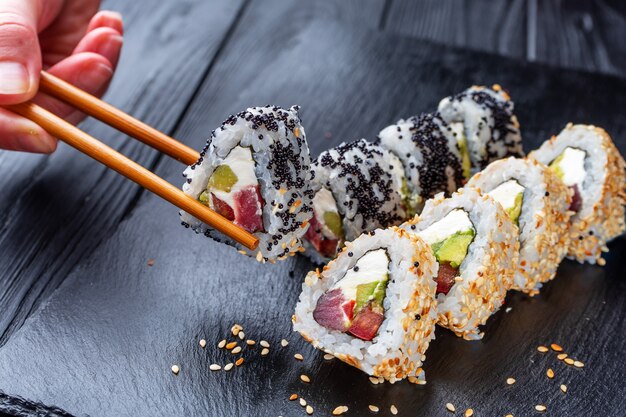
[73,27,123,68]
[0,107,56,153]
[0,0,42,103]
[87,10,123,36]
[34,52,114,125]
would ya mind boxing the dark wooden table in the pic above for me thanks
[0,1,625,416]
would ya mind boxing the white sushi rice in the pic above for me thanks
[438,85,524,171]
[402,187,519,340]
[467,157,571,294]
[377,113,463,213]
[181,106,314,262]
[529,124,626,264]
[293,227,438,383]
[312,139,407,242]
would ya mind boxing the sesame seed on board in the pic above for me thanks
[294,353,304,361]
[171,365,180,375]
[465,408,474,417]
[390,404,398,415]
[506,377,516,385]
[535,405,547,412]
[289,394,298,401]
[369,405,379,412]
[446,403,456,412]
[300,374,311,383]
[331,405,348,415]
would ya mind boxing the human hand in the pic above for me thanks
[0,0,123,153]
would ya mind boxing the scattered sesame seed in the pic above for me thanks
[560,384,567,393]
[390,405,398,415]
[294,353,304,361]
[505,415,514,417]
[226,341,237,350]
[507,377,516,385]
[299,398,307,407]
[239,332,245,340]
[565,358,575,365]
[300,374,311,383]
[537,346,549,353]
[231,346,242,354]
[147,259,155,266]
[218,340,226,349]
[261,348,269,356]
[535,405,547,412]
[557,353,568,360]
[235,358,244,366]
[281,339,289,347]
[209,364,221,371]
[574,360,584,368]
[369,405,379,412]
[369,376,379,384]
[260,340,270,348]
[550,343,563,352]
[332,405,348,415]
[465,408,473,417]
[246,340,256,346]
[171,365,180,375]
[306,405,313,415]
[446,403,456,412]
[224,363,234,371]
[547,368,555,379]
[289,394,298,401]
[324,354,334,360]
[505,307,512,313]
[199,339,206,348]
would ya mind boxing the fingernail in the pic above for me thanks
[0,62,29,94]
[15,132,56,154]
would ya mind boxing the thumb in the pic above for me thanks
[0,0,42,104]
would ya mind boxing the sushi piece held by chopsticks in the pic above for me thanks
[180,105,314,263]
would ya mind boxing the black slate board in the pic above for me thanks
[1,17,626,417]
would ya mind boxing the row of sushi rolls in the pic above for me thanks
[180,85,626,384]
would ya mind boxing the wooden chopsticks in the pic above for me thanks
[5,72,259,251]
[39,71,200,165]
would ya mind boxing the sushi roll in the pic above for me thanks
[529,124,626,264]
[438,84,524,172]
[377,112,464,213]
[402,187,519,340]
[303,139,408,263]
[466,157,571,295]
[293,227,438,384]
[180,105,314,262]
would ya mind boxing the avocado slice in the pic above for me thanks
[323,211,344,239]
[199,190,210,205]
[207,164,238,192]
[507,192,523,225]
[458,136,471,179]
[354,276,388,314]
[431,229,475,268]
[548,152,566,181]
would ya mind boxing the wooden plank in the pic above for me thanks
[383,0,527,58]
[0,0,246,345]
[533,0,626,75]
[384,0,626,77]
[0,11,625,416]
